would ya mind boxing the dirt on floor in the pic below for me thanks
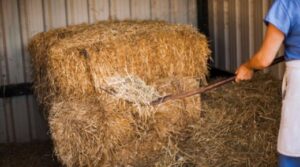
[0,141,61,167]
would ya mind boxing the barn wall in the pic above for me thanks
[0,0,198,143]
[208,0,285,78]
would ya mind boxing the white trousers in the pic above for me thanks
[278,60,300,157]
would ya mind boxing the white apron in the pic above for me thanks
[278,60,300,157]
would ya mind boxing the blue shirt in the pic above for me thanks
[264,0,300,60]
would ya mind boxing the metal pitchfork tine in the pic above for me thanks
[150,56,285,106]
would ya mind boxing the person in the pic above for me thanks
[235,0,300,166]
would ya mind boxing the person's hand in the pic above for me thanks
[235,63,254,83]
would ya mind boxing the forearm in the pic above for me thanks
[244,50,277,70]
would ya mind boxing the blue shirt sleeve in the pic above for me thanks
[264,0,291,36]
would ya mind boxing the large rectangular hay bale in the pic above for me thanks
[49,77,201,167]
[28,20,210,109]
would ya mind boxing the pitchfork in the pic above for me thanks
[150,56,285,105]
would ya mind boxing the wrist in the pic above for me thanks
[243,62,253,71]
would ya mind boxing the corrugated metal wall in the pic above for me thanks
[208,0,285,78]
[0,0,198,143]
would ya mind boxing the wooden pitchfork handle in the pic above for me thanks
[150,56,285,106]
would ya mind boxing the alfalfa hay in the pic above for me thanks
[28,20,210,111]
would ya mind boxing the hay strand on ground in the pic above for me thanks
[178,73,281,167]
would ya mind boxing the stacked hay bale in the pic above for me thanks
[29,20,210,111]
[29,20,211,166]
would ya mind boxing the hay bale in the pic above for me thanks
[176,74,281,167]
[28,20,210,110]
[49,77,201,167]
[29,20,210,166]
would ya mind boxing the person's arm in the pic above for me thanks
[235,24,285,82]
